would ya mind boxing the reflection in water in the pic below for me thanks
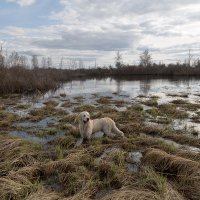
[42,76,200,99]
[116,79,123,94]
[140,79,151,95]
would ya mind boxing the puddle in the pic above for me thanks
[6,102,46,117]
[31,102,46,109]
[13,117,59,129]
[173,119,200,138]
[126,152,143,173]
[9,130,65,144]
[6,106,30,118]
[111,105,127,112]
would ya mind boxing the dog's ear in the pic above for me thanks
[74,113,81,124]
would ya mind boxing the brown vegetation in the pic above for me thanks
[1,90,200,200]
[143,148,200,200]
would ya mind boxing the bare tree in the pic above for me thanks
[41,57,47,68]
[0,43,5,68]
[31,55,39,69]
[47,57,52,68]
[8,51,20,67]
[187,49,193,67]
[70,59,77,69]
[19,55,28,68]
[115,51,123,68]
[140,49,152,67]
[59,57,64,69]
[78,59,84,68]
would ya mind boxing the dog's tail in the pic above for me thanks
[112,123,124,137]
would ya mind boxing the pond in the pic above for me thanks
[43,76,200,99]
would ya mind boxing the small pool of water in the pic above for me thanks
[13,117,59,129]
[9,130,65,144]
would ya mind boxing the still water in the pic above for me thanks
[44,77,200,98]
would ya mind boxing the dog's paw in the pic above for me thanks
[122,136,128,140]
[74,138,83,147]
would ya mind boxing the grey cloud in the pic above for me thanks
[32,29,139,51]
[61,0,200,20]
[19,50,43,57]
[137,46,160,53]
[119,0,200,14]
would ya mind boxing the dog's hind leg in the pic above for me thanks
[112,124,124,137]
[104,131,116,137]
[92,131,104,139]
[103,126,116,138]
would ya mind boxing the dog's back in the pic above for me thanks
[92,117,113,133]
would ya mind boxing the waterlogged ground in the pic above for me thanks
[0,77,200,200]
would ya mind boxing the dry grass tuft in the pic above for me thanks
[0,136,41,172]
[73,105,97,113]
[171,99,188,104]
[26,186,63,200]
[143,148,199,176]
[50,135,76,149]
[158,104,188,119]
[29,108,55,121]
[42,150,85,176]
[11,154,37,169]
[97,97,112,104]
[0,111,17,129]
[62,100,72,108]
[59,113,77,123]
[44,100,58,108]
[59,166,91,195]
[143,148,200,200]
[101,187,160,200]
[0,166,41,200]
[142,99,158,107]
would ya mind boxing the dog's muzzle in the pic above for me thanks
[83,118,89,124]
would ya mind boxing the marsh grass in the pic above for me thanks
[1,95,200,200]
[143,148,200,200]
[0,110,17,129]
[50,135,76,149]
[135,166,167,196]
[29,108,55,121]
[61,100,72,108]
[171,99,189,104]
[142,99,158,107]
[35,128,59,137]
[112,100,126,107]
[44,100,59,108]
[96,97,112,104]
[158,104,189,119]
[167,93,188,98]
[73,104,97,113]
[59,113,77,124]
[55,145,64,160]
[74,96,85,103]
[60,93,67,97]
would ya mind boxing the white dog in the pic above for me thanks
[75,111,124,142]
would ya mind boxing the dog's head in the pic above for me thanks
[75,111,90,124]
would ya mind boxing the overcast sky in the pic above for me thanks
[1,0,200,67]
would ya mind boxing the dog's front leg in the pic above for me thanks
[85,126,93,140]
[79,125,85,138]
